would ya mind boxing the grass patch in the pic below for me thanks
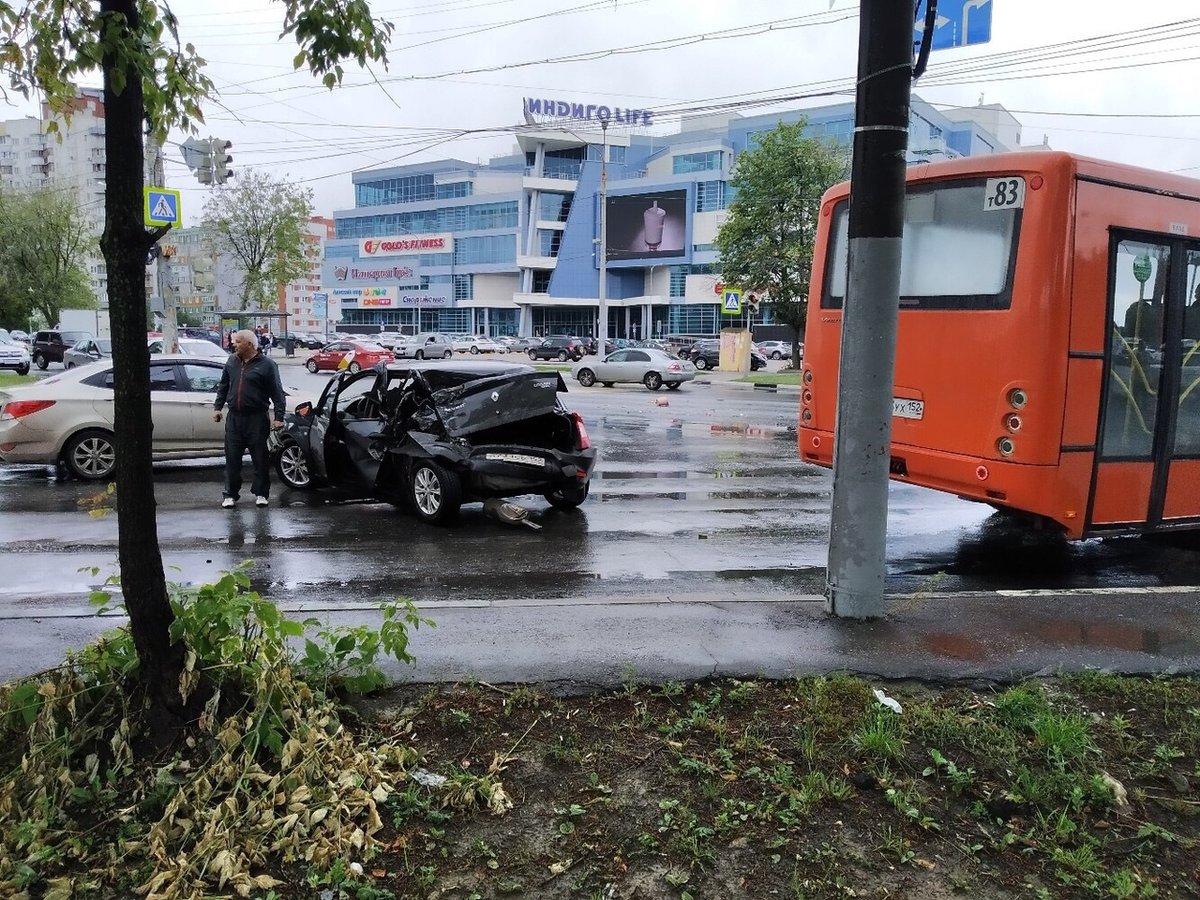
[732,369,802,385]
[3,621,1199,899]
[0,372,34,389]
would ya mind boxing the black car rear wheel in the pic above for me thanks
[34,353,48,370]
[694,356,708,370]
[275,439,312,489]
[577,368,596,387]
[409,459,462,524]
[644,371,662,391]
[545,481,589,509]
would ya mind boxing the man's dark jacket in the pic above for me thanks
[214,352,287,417]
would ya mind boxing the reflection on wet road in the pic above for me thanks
[1,382,1198,618]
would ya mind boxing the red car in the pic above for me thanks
[305,340,395,373]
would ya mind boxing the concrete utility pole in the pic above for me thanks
[826,0,914,618]
[597,120,609,349]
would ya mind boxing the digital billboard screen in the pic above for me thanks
[605,189,687,261]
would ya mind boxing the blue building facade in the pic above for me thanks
[326,96,1020,338]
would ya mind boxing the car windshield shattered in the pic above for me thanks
[273,361,595,524]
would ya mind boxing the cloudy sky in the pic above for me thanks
[28,0,1200,221]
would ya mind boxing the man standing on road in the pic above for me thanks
[213,329,287,508]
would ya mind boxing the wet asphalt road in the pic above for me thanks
[2,362,1200,683]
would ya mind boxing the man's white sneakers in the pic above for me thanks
[255,495,269,507]
[221,497,235,509]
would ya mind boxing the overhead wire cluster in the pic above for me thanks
[180,5,1200,187]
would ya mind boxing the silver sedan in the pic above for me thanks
[571,348,697,391]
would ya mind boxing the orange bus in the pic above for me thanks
[799,150,1200,539]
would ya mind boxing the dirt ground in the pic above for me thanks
[315,673,1200,900]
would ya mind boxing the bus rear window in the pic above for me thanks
[822,178,1022,310]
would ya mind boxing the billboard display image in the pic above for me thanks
[605,189,687,261]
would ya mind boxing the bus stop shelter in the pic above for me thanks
[215,310,296,355]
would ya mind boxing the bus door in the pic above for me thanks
[1091,235,1200,531]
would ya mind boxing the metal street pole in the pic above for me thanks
[826,0,913,618]
[597,120,609,349]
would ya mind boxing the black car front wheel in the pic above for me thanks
[409,459,462,524]
[545,481,589,509]
[275,439,312,489]
[557,350,569,362]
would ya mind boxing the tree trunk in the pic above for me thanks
[99,0,184,711]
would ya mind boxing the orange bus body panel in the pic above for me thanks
[799,150,1200,539]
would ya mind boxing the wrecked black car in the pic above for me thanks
[271,360,596,523]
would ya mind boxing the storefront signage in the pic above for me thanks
[327,259,420,284]
[524,97,653,127]
[400,294,449,306]
[358,234,452,256]
[331,287,397,308]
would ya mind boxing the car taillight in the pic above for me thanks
[1,399,55,420]
[668,362,681,371]
[571,411,591,450]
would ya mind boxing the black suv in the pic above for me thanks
[527,335,585,362]
[32,330,93,369]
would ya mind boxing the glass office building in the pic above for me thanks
[326,96,1019,338]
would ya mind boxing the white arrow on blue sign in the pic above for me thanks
[914,0,993,52]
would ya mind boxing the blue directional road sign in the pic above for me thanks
[144,188,181,227]
[915,0,993,52]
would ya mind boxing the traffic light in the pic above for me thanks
[179,136,213,184]
[747,293,760,314]
[211,139,233,185]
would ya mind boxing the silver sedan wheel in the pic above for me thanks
[66,432,116,480]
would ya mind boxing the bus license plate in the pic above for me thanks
[892,398,924,420]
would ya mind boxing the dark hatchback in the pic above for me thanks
[272,360,596,523]
[689,344,767,371]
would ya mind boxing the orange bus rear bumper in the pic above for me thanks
[798,427,1086,538]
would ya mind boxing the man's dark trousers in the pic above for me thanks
[223,410,271,500]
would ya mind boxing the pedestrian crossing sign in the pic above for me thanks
[144,188,181,227]
[721,289,742,315]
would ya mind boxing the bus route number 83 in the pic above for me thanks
[984,176,1025,211]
